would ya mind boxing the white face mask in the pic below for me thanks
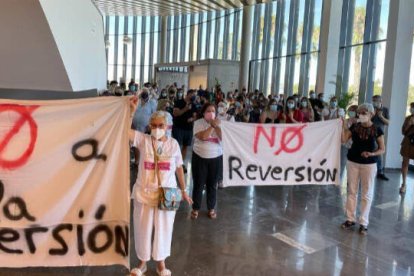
[301,101,308,108]
[287,103,295,109]
[151,128,165,140]
[310,94,316,99]
[218,107,226,114]
[358,114,370,123]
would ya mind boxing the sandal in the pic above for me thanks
[208,209,217,219]
[156,268,172,276]
[191,210,198,219]
[131,265,147,276]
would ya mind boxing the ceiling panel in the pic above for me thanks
[92,0,273,16]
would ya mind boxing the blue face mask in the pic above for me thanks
[287,103,295,109]
[130,85,136,91]
[270,105,278,112]
[235,102,241,108]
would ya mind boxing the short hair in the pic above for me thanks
[200,103,216,115]
[357,103,375,114]
[157,99,172,111]
[150,111,167,124]
[348,104,358,111]
[372,95,382,100]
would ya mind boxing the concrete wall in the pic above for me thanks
[208,61,239,94]
[156,71,189,91]
[0,0,72,91]
[39,0,107,92]
[189,65,208,90]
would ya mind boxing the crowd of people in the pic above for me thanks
[103,78,411,276]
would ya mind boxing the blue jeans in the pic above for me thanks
[376,154,384,174]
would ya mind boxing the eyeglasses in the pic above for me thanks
[150,124,165,129]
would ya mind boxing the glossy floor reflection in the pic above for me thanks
[1,160,414,275]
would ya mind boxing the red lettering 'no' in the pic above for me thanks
[253,125,306,155]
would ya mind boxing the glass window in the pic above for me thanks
[218,10,225,59]
[117,17,125,82]
[352,0,368,45]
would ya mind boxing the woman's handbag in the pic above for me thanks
[152,139,182,211]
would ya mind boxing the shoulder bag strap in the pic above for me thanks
[151,139,162,188]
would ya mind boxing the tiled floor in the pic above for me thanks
[1,157,414,275]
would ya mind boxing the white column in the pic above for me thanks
[160,16,168,64]
[315,0,342,97]
[238,5,253,91]
[382,0,414,168]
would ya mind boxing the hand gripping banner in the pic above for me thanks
[221,120,342,187]
[0,97,130,268]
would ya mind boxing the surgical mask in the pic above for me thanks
[301,101,308,108]
[151,128,165,140]
[310,94,316,99]
[270,105,278,112]
[410,108,414,115]
[218,107,226,114]
[373,102,381,108]
[358,114,370,123]
[348,111,356,118]
[274,96,279,102]
[287,103,295,109]
[330,101,337,108]
[161,92,167,97]
[235,102,242,108]
[177,93,183,99]
[130,85,136,91]
[204,112,216,121]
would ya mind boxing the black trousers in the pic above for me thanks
[191,152,222,210]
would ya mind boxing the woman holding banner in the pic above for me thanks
[129,98,193,276]
[341,103,385,235]
[191,103,223,219]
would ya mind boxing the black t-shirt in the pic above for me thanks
[249,109,261,123]
[173,99,196,130]
[347,123,384,164]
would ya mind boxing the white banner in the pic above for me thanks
[222,120,341,187]
[0,97,130,268]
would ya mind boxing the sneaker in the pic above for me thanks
[377,173,389,181]
[341,220,355,230]
[399,184,406,194]
[359,225,368,235]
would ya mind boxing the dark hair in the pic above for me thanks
[410,102,414,108]
[285,96,296,113]
[373,95,382,100]
[200,103,216,117]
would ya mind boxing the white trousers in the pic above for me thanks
[345,160,377,227]
[133,200,176,261]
